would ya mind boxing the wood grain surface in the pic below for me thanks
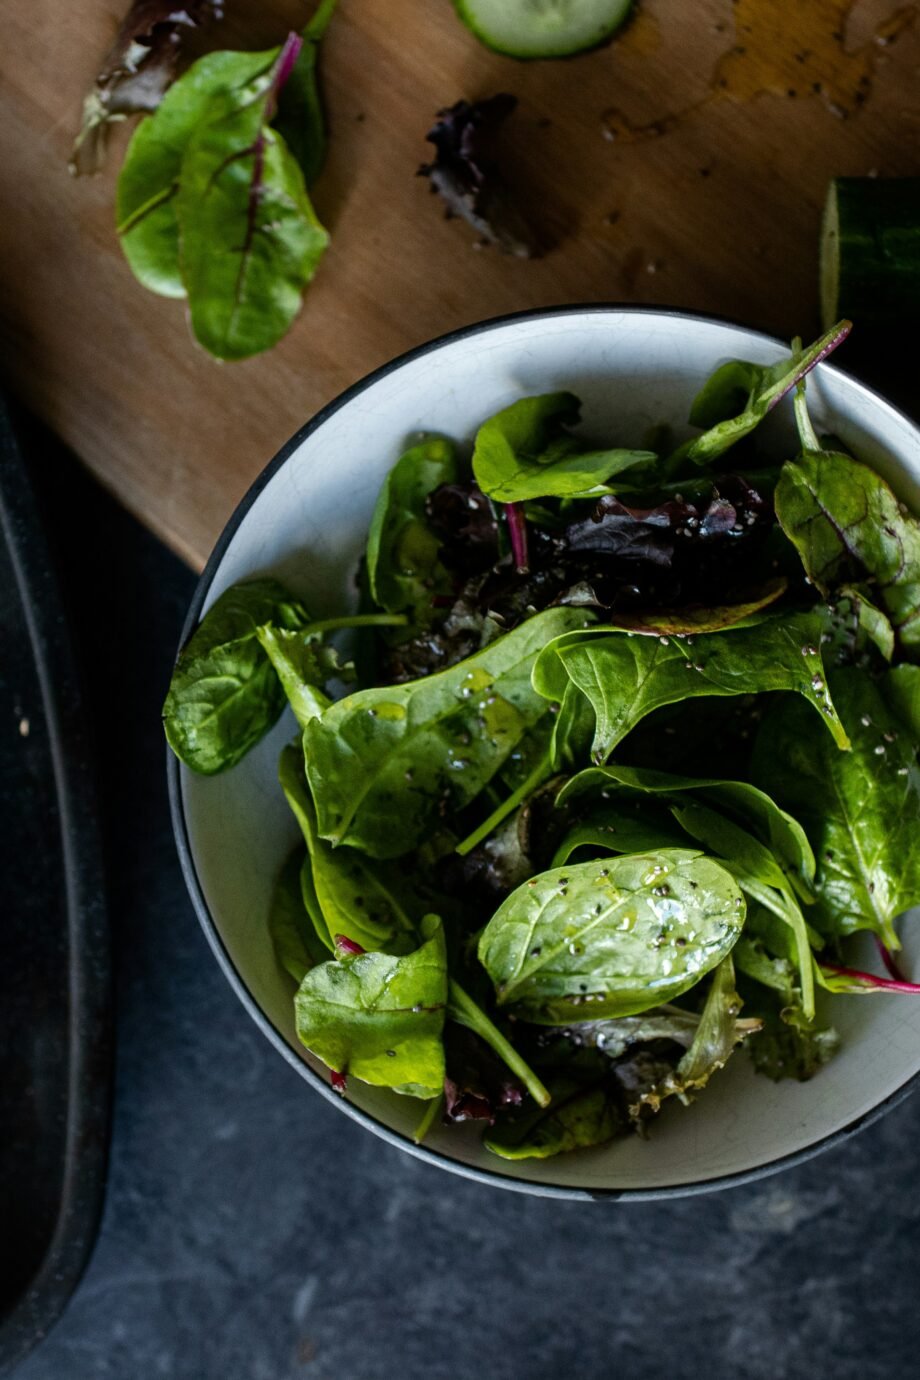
[1,0,918,568]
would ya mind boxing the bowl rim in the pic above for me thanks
[168,302,920,1201]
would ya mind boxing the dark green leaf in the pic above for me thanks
[365,436,459,617]
[551,800,689,866]
[882,663,920,741]
[256,624,335,729]
[775,448,920,659]
[163,578,307,774]
[279,743,417,953]
[821,586,895,666]
[268,847,329,982]
[601,578,787,636]
[483,1076,623,1161]
[274,0,338,187]
[477,849,745,1024]
[303,606,592,858]
[176,38,328,360]
[472,392,654,503]
[116,48,277,297]
[678,323,850,468]
[533,612,849,766]
[753,669,920,948]
[294,914,448,1098]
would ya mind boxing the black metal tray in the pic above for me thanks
[0,399,111,1373]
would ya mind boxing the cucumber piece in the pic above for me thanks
[453,0,633,59]
[821,177,920,331]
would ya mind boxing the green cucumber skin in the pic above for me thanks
[823,177,920,331]
[452,0,634,60]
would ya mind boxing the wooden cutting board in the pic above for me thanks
[1,0,918,569]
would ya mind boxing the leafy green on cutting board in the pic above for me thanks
[452,0,634,60]
[294,915,449,1097]
[163,578,308,774]
[478,850,745,1023]
[274,0,339,187]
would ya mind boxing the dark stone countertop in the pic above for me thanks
[12,441,920,1380]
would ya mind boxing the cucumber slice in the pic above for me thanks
[821,177,920,331]
[453,0,633,59]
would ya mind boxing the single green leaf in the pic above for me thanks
[303,606,592,858]
[117,48,279,298]
[256,624,335,729]
[882,663,920,741]
[472,392,654,503]
[274,0,338,187]
[294,914,448,1098]
[551,800,689,867]
[677,322,851,469]
[163,578,307,774]
[268,847,329,983]
[279,743,416,953]
[634,957,759,1114]
[601,579,788,636]
[365,436,459,616]
[753,669,920,948]
[558,763,816,896]
[775,447,920,659]
[534,612,849,766]
[478,850,745,1024]
[177,39,329,360]
[483,1076,623,1161]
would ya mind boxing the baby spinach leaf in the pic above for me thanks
[534,612,849,766]
[303,606,591,858]
[633,958,759,1115]
[558,763,816,896]
[753,669,920,949]
[268,847,329,983]
[882,663,920,741]
[551,800,689,867]
[177,35,329,360]
[163,578,308,774]
[117,47,278,298]
[274,0,338,187]
[483,1076,623,1161]
[677,322,851,469]
[775,447,920,659]
[472,393,654,504]
[256,624,335,728]
[477,850,745,1024]
[294,914,448,1098]
[279,743,416,953]
[366,436,459,617]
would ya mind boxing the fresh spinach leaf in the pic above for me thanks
[633,957,759,1115]
[676,322,851,469]
[294,914,448,1098]
[366,436,459,617]
[558,763,817,897]
[274,0,338,187]
[163,578,307,774]
[472,393,654,503]
[279,743,417,953]
[533,612,849,766]
[775,445,920,660]
[177,35,329,360]
[117,47,278,297]
[882,663,920,741]
[477,850,745,1024]
[483,1075,623,1161]
[551,799,689,866]
[268,847,329,983]
[303,606,592,858]
[256,625,335,729]
[753,669,920,949]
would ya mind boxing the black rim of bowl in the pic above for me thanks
[168,303,920,1201]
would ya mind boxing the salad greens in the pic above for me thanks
[114,7,337,358]
[165,323,920,1163]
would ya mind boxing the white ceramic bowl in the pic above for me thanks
[170,307,920,1199]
